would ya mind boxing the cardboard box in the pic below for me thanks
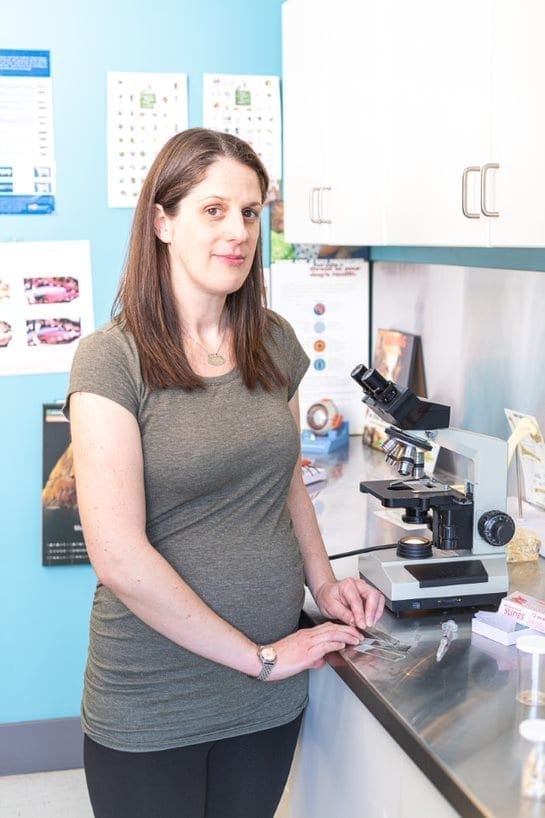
[471,612,539,645]
[499,592,545,635]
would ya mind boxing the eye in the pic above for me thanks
[205,206,222,217]
[243,207,261,220]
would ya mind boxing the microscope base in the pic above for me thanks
[359,550,509,614]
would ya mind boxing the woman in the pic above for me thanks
[67,128,384,818]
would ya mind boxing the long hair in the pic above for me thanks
[112,128,287,392]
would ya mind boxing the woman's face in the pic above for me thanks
[155,157,263,302]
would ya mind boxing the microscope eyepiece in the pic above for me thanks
[350,364,391,397]
[351,364,398,406]
[350,363,369,386]
[362,369,390,395]
[351,362,450,430]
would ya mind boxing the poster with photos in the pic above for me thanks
[203,73,282,201]
[0,240,94,375]
[107,71,188,208]
[42,403,88,566]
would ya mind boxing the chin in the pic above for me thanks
[221,272,252,295]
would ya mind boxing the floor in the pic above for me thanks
[0,769,93,818]
[0,768,292,817]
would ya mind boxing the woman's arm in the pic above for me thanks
[70,391,362,680]
[287,392,385,629]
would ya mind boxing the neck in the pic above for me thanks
[176,294,227,336]
[178,299,231,361]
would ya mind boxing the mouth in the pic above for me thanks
[215,254,246,267]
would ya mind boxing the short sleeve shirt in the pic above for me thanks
[66,310,310,751]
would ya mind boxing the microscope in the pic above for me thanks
[351,364,515,613]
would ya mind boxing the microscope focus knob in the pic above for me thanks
[478,510,516,547]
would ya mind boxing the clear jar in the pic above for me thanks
[520,719,545,800]
[516,635,545,706]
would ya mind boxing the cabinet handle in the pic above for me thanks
[318,186,332,224]
[308,187,320,223]
[481,163,499,217]
[462,166,481,219]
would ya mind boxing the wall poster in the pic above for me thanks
[42,403,88,566]
[0,239,94,376]
[107,71,188,208]
[0,49,56,214]
[203,73,282,201]
[270,256,369,434]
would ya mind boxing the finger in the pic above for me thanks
[373,593,386,623]
[308,624,361,646]
[314,620,362,638]
[320,640,353,655]
[316,585,365,628]
[311,620,357,635]
[356,583,386,626]
[335,579,368,629]
[306,638,357,663]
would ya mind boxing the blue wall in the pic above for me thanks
[1,0,284,725]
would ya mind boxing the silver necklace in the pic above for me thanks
[181,324,228,367]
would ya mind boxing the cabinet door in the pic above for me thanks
[383,0,491,247]
[281,664,460,818]
[282,0,330,244]
[490,0,545,247]
[323,0,386,246]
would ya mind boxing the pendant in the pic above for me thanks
[207,352,226,366]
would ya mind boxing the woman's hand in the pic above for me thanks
[314,578,385,631]
[266,621,363,681]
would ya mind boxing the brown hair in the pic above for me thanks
[112,127,287,392]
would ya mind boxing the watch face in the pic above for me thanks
[260,645,277,663]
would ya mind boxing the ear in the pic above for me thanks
[153,204,171,243]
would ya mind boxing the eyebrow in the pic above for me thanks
[198,195,263,208]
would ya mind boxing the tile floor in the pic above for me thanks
[0,768,292,817]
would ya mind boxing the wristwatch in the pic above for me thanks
[256,644,277,681]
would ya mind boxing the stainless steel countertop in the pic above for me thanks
[307,436,545,818]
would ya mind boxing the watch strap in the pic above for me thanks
[256,662,274,681]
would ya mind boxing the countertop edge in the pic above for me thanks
[326,650,490,818]
[300,609,488,818]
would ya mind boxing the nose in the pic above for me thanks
[223,210,249,243]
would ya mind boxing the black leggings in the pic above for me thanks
[84,713,303,818]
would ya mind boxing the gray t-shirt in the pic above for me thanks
[66,311,311,751]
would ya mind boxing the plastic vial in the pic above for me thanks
[520,719,545,800]
[516,635,545,706]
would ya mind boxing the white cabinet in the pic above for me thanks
[282,0,330,244]
[277,664,460,818]
[382,0,491,247]
[282,0,385,245]
[282,0,545,248]
[490,0,545,247]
